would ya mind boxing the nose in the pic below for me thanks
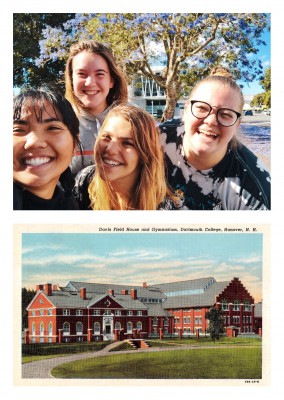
[203,108,218,125]
[24,131,47,150]
[85,75,95,86]
[105,139,120,154]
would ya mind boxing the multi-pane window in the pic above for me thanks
[94,322,100,334]
[194,317,202,325]
[76,310,83,316]
[32,310,36,316]
[221,300,229,311]
[127,311,133,316]
[94,310,100,316]
[63,309,70,316]
[76,322,83,335]
[233,300,240,311]
[136,321,142,331]
[48,322,53,336]
[115,322,121,331]
[40,322,44,335]
[152,317,158,326]
[115,310,121,316]
[244,301,251,311]
[63,322,70,335]
[32,322,36,335]
[48,309,52,315]
[127,322,133,333]
[39,309,44,316]
[137,311,142,316]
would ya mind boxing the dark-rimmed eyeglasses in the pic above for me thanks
[190,100,241,127]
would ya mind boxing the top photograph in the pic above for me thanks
[13,13,271,210]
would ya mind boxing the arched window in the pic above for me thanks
[244,300,251,311]
[94,322,100,334]
[127,322,132,333]
[152,317,158,326]
[48,322,53,336]
[32,322,36,336]
[115,322,121,331]
[63,322,70,335]
[136,321,142,331]
[76,322,83,335]
[233,300,240,311]
[221,299,229,311]
[40,322,44,336]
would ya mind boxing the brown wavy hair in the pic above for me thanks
[88,105,174,210]
[65,40,128,114]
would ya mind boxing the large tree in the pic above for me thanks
[13,13,75,89]
[15,13,270,121]
[205,307,225,341]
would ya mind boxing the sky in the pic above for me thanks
[22,232,263,302]
[238,29,271,95]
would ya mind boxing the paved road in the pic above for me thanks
[21,343,258,379]
[241,114,270,126]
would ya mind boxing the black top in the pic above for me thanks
[160,120,271,210]
[13,182,79,210]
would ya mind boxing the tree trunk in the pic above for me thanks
[160,81,179,123]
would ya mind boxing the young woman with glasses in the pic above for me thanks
[160,66,271,210]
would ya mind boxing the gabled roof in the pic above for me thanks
[150,277,216,293]
[146,303,173,317]
[67,281,165,299]
[88,293,148,310]
[162,281,230,309]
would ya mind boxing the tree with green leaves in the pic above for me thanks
[251,66,271,109]
[13,13,75,89]
[15,13,270,121]
[205,307,225,341]
[22,287,36,329]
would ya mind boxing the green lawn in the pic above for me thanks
[51,347,261,379]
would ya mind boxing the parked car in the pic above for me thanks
[244,110,253,116]
[262,109,271,115]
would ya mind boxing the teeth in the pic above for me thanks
[84,90,99,95]
[104,159,121,166]
[199,130,218,138]
[24,157,51,166]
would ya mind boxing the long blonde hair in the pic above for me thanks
[65,40,128,114]
[88,105,171,210]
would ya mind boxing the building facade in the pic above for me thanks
[25,277,259,344]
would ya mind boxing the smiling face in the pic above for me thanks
[183,81,242,169]
[96,115,141,194]
[13,101,74,199]
[72,51,114,115]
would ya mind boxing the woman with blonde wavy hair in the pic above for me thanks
[73,105,182,210]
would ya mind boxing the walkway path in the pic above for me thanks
[22,343,258,379]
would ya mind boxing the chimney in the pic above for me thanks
[131,289,137,300]
[44,283,52,296]
[80,287,86,300]
[121,289,129,295]
[36,284,44,292]
[143,282,147,288]
[52,284,59,291]
[108,289,114,296]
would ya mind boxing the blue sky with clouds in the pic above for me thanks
[22,232,263,301]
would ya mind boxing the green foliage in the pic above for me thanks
[251,66,271,108]
[22,288,36,329]
[205,307,225,341]
[22,341,108,356]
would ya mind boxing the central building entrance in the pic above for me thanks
[103,312,114,341]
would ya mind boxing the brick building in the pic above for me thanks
[25,277,259,344]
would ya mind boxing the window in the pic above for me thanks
[76,322,83,335]
[39,299,43,304]
[48,322,53,336]
[63,309,70,316]
[244,301,251,312]
[32,323,36,336]
[187,317,191,324]
[136,321,142,331]
[104,310,112,316]
[115,322,121,331]
[94,310,100,316]
[194,317,202,325]
[40,309,44,316]
[233,300,240,311]
[94,322,100,334]
[127,311,133,316]
[184,317,187,324]
[63,322,70,335]
[221,300,229,311]
[76,310,83,316]
[40,322,44,336]
[32,310,36,316]
[152,317,158,326]
[137,311,142,316]
[48,309,52,315]
[115,310,121,316]
[127,322,133,333]
[164,318,169,326]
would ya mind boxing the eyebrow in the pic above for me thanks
[102,131,134,141]
[13,118,62,124]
